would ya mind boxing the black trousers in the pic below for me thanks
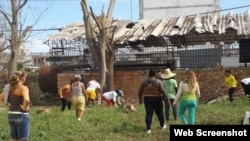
[241,82,250,95]
[143,96,165,130]
[228,87,236,102]
[60,98,72,111]
[165,98,177,121]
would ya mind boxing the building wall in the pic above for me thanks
[16,48,49,71]
[31,52,49,67]
[57,66,249,102]
[139,0,220,19]
[174,56,247,68]
[222,57,250,68]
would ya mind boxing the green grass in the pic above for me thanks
[0,96,250,141]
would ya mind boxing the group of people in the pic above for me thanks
[58,75,86,121]
[138,68,200,134]
[0,71,124,141]
[0,68,248,140]
[58,75,124,108]
[138,68,250,134]
[58,75,125,121]
[223,70,250,104]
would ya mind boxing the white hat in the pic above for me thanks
[161,68,176,79]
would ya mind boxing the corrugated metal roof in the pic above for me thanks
[44,10,250,47]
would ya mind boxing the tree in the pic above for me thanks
[0,4,9,71]
[17,60,31,71]
[0,0,48,79]
[80,0,117,105]
[0,0,33,79]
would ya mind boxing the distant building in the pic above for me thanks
[31,52,49,67]
[137,0,250,68]
[19,47,49,71]
[0,47,49,71]
[19,47,32,66]
[139,0,220,19]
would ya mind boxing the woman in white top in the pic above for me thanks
[241,78,250,102]
[86,79,101,106]
[173,70,200,125]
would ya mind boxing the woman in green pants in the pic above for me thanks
[173,70,200,125]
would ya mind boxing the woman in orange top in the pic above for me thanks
[58,80,74,111]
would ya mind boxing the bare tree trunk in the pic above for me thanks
[0,0,31,79]
[8,0,20,77]
[9,43,20,78]
[106,55,114,91]
[97,31,107,105]
[80,0,116,105]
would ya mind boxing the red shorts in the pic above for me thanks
[103,97,115,106]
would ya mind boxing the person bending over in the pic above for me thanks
[102,90,124,107]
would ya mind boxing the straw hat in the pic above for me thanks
[161,68,176,79]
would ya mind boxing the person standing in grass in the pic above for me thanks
[58,80,74,111]
[138,69,171,134]
[222,69,237,104]
[173,70,200,125]
[0,70,31,141]
[161,68,178,123]
[71,74,86,121]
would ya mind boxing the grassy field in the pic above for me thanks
[0,96,250,141]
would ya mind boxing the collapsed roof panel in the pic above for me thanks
[44,10,250,48]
